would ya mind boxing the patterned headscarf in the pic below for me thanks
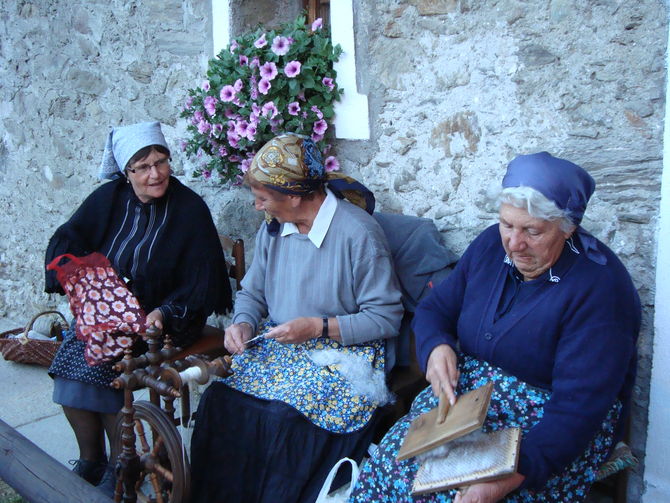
[249,133,375,234]
[502,152,606,264]
[99,121,169,180]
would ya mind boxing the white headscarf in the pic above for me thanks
[99,121,169,179]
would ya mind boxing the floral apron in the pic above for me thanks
[351,354,620,502]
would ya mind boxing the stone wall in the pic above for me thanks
[0,0,667,500]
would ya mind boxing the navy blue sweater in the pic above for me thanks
[412,224,640,489]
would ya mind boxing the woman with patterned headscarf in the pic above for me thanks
[190,133,403,503]
[350,152,640,503]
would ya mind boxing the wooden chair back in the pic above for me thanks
[219,234,245,291]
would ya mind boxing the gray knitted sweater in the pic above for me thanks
[232,198,403,364]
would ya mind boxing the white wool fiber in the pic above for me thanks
[416,429,510,482]
[309,348,394,405]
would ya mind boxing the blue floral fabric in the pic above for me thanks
[221,321,386,433]
[351,354,620,502]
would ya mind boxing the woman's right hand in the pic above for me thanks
[425,344,460,405]
[224,322,253,355]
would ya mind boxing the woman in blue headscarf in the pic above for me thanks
[351,152,640,503]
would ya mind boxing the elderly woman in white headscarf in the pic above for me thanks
[351,152,640,503]
[45,121,232,495]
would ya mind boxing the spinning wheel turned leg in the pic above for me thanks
[112,400,190,503]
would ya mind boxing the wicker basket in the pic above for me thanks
[0,310,67,367]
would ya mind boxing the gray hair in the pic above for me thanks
[498,186,576,233]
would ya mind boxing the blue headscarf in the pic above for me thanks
[502,152,606,265]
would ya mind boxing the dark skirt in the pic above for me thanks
[190,383,380,503]
[351,355,620,503]
[53,376,124,414]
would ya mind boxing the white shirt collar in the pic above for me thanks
[280,188,337,248]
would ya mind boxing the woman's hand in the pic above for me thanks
[425,344,460,405]
[146,309,164,333]
[454,473,525,503]
[224,322,254,354]
[265,317,320,344]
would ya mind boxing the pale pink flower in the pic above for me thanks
[240,159,252,173]
[311,132,324,142]
[288,102,301,116]
[239,55,249,66]
[254,33,267,48]
[218,146,228,157]
[213,123,224,135]
[313,119,328,135]
[284,61,302,78]
[230,40,239,52]
[262,101,279,119]
[322,77,334,90]
[179,140,187,152]
[260,61,278,81]
[271,36,291,56]
[324,156,340,172]
[311,105,324,119]
[202,80,211,91]
[184,96,194,109]
[235,120,249,136]
[220,85,236,102]
[204,95,218,116]
[246,124,257,141]
[311,18,323,31]
[197,120,212,134]
[250,57,260,68]
[203,169,211,179]
[233,78,244,92]
[258,78,271,95]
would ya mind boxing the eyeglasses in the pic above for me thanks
[127,157,170,175]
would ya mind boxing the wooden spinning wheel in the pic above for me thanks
[109,328,232,503]
[111,401,190,503]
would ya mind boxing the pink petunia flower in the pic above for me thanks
[312,18,323,31]
[262,101,279,119]
[250,57,260,68]
[271,36,291,56]
[230,40,239,53]
[194,110,204,122]
[297,90,306,101]
[179,140,188,152]
[197,120,212,134]
[204,95,218,116]
[325,156,340,172]
[239,55,249,66]
[203,169,211,179]
[213,123,224,135]
[246,124,257,141]
[202,80,211,91]
[311,105,324,119]
[322,77,334,91]
[258,78,271,95]
[240,159,252,173]
[185,96,194,108]
[260,61,278,81]
[288,102,301,116]
[284,61,302,78]
[220,85,236,102]
[235,120,249,136]
[233,78,244,92]
[218,146,228,157]
[311,132,324,143]
[254,33,267,48]
[313,119,328,135]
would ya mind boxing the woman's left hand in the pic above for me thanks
[454,473,525,503]
[146,309,164,333]
[265,317,320,344]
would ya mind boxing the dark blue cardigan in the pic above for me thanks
[412,224,640,489]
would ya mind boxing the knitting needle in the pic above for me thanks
[244,333,266,345]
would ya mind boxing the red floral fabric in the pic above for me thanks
[46,253,148,366]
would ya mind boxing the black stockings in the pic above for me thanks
[62,406,117,463]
